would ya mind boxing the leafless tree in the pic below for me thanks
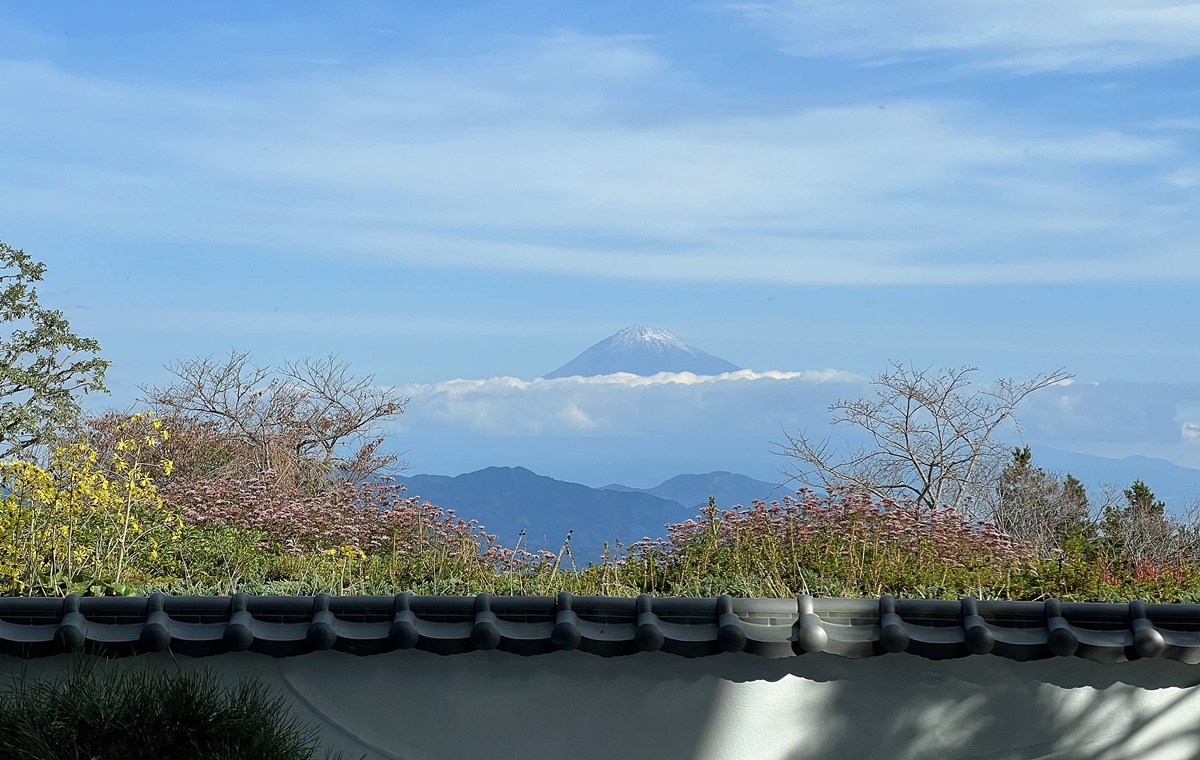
[776,362,1071,516]
[986,447,1092,559]
[138,350,409,493]
[1098,482,1200,565]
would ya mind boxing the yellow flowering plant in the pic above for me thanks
[0,411,181,596]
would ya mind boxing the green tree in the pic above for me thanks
[991,446,1093,559]
[0,242,110,460]
[1124,479,1166,516]
[1062,474,1089,518]
[1101,478,1192,565]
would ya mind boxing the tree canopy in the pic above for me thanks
[138,349,409,494]
[0,241,110,460]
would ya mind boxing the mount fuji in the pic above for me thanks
[544,325,742,379]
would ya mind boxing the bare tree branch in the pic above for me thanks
[138,350,409,494]
[775,362,1071,514]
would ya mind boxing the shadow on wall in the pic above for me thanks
[5,650,1200,760]
[756,653,1200,760]
[253,650,1200,760]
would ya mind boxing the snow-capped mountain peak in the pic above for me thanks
[544,325,741,379]
[606,325,700,354]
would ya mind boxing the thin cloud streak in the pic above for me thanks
[1,34,1196,285]
[728,0,1200,72]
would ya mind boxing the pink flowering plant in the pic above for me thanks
[617,486,1036,599]
[154,470,564,596]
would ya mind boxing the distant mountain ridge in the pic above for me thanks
[397,467,778,564]
[602,471,784,511]
[544,325,741,379]
[1030,448,1200,509]
[398,467,692,563]
[394,451,1200,567]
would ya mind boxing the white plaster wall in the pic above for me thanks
[4,650,1200,760]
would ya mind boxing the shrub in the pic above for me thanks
[70,409,248,486]
[155,469,553,595]
[0,411,179,596]
[0,656,354,760]
[619,486,1034,599]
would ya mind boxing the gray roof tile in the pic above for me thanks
[2,592,1199,663]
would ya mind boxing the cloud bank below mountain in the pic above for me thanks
[393,369,863,436]
[382,370,1200,487]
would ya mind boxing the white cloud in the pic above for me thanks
[384,372,1200,480]
[558,403,596,429]
[393,369,864,436]
[1018,381,1200,446]
[1165,168,1200,189]
[0,33,1196,285]
[728,0,1200,72]
[394,372,1200,450]
[530,369,861,386]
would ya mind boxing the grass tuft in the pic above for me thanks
[0,656,356,760]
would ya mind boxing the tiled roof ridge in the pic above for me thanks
[2,593,1199,663]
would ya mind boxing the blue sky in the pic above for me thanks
[2,2,1199,484]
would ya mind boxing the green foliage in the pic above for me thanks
[992,447,1095,559]
[1011,445,1032,467]
[163,523,273,596]
[616,489,1034,600]
[1124,479,1166,515]
[1062,474,1088,514]
[0,411,180,595]
[0,241,111,459]
[0,657,354,760]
